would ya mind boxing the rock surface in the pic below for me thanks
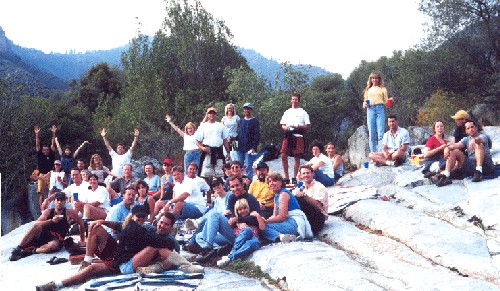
[1,127,499,290]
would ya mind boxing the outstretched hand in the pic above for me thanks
[50,125,57,133]
[165,115,172,122]
[100,128,107,137]
[133,128,140,137]
[34,124,40,134]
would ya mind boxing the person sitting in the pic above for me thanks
[184,162,211,205]
[293,165,329,235]
[304,141,335,187]
[248,162,275,219]
[10,192,85,261]
[160,166,205,220]
[41,167,89,211]
[217,198,265,267]
[88,154,110,184]
[369,115,410,167]
[143,162,162,200]
[134,180,156,224]
[73,174,111,221]
[422,120,449,178]
[160,157,174,201]
[325,142,344,182]
[436,120,494,187]
[33,160,68,211]
[261,172,312,243]
[107,163,138,205]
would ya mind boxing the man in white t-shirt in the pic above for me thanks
[195,107,230,179]
[100,128,139,178]
[185,162,210,203]
[42,167,89,211]
[162,166,205,220]
[280,92,310,183]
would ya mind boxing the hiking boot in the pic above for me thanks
[79,260,91,272]
[436,175,452,187]
[216,244,233,256]
[179,264,205,273]
[137,262,164,274]
[423,171,436,179]
[9,248,33,261]
[394,159,403,167]
[449,169,463,179]
[279,234,297,243]
[430,174,443,184]
[35,281,56,291]
[185,242,203,254]
[472,170,483,182]
[216,256,231,267]
[195,249,217,264]
[185,219,198,230]
[167,252,204,273]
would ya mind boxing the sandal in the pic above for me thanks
[49,257,69,265]
[46,256,57,264]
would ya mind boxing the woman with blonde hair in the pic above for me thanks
[165,115,200,172]
[221,103,240,160]
[88,154,110,183]
[362,72,394,153]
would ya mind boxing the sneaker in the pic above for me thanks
[35,281,57,291]
[279,234,297,243]
[423,171,436,179]
[79,260,91,272]
[9,248,23,261]
[216,244,233,257]
[185,219,198,230]
[472,170,483,182]
[179,264,205,273]
[430,174,443,184]
[137,262,164,274]
[216,256,231,267]
[436,175,452,187]
[195,249,217,264]
[394,159,403,167]
[185,242,203,254]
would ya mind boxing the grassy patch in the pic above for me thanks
[221,260,281,288]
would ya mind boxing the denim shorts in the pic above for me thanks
[119,258,134,274]
[178,202,203,220]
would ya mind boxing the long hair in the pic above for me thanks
[364,72,385,92]
[224,103,236,116]
[89,154,104,170]
[122,213,133,229]
[184,122,197,134]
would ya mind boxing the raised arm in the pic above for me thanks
[165,115,184,137]
[34,124,41,152]
[129,128,139,153]
[73,141,90,158]
[100,128,113,152]
[50,125,57,152]
[54,136,63,156]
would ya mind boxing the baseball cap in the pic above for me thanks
[206,107,218,114]
[211,177,224,187]
[256,162,269,170]
[54,160,62,164]
[131,204,148,217]
[54,192,66,200]
[450,110,469,120]
[163,157,173,165]
[243,102,253,109]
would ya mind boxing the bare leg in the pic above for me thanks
[61,263,113,287]
[83,204,107,220]
[131,247,173,271]
[451,150,465,171]
[172,201,184,217]
[475,143,485,167]
[154,201,166,217]
[281,152,289,180]
[18,222,43,248]
[86,226,110,257]
[368,152,387,165]
[293,156,300,179]
[35,239,61,253]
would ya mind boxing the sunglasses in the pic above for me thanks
[135,214,147,219]
[163,163,172,166]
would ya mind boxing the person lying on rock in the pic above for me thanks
[10,192,85,261]
[369,115,410,167]
[435,119,494,187]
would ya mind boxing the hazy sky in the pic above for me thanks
[0,0,427,77]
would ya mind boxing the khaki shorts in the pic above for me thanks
[200,153,224,178]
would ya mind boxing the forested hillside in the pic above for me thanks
[1,0,498,214]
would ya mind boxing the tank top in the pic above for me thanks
[48,208,70,239]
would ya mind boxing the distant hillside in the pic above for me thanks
[1,27,331,91]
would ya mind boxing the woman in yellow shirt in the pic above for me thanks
[362,72,393,153]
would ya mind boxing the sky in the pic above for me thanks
[0,0,427,78]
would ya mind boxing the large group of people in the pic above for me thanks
[22,72,492,290]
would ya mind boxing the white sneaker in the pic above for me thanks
[185,219,198,230]
[216,256,230,267]
[279,234,297,243]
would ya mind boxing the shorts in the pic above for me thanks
[119,258,134,274]
[178,202,203,220]
[29,230,63,249]
[462,156,494,175]
[200,153,224,178]
[280,135,305,157]
[95,234,118,261]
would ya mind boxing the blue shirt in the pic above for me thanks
[144,175,161,192]
[274,188,300,215]
[104,202,133,237]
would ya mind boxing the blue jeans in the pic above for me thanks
[261,217,298,242]
[178,202,203,220]
[367,104,385,153]
[184,150,200,174]
[237,151,258,179]
[313,170,335,186]
[196,211,235,248]
[229,227,260,260]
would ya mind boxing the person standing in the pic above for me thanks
[280,92,310,183]
[362,72,394,153]
[101,128,139,179]
[33,124,57,207]
[195,106,231,179]
[237,102,260,180]
[165,115,200,172]
[52,124,89,184]
[221,103,240,160]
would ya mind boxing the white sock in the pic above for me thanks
[385,161,393,166]
[55,281,63,288]
[84,256,93,263]
[476,166,482,173]
[442,171,450,177]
